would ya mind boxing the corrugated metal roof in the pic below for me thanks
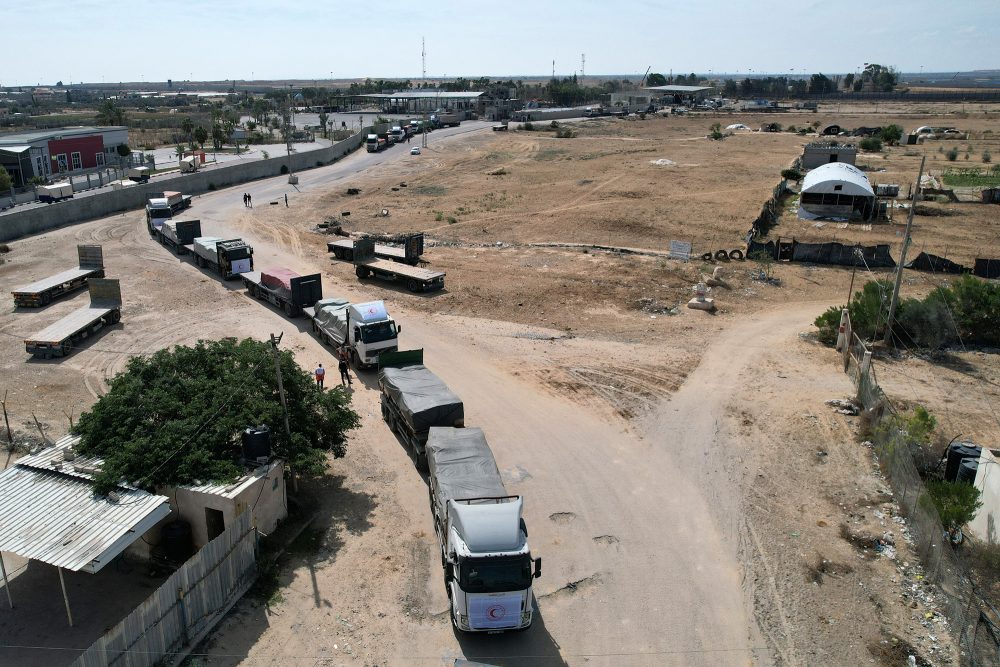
[0,436,170,573]
[18,434,104,481]
[802,162,874,197]
[182,460,280,498]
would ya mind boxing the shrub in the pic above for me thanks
[984,150,992,163]
[708,123,724,140]
[550,121,560,129]
[879,124,903,145]
[814,306,844,345]
[895,296,956,349]
[781,168,803,182]
[555,128,576,138]
[522,122,534,131]
[261,150,269,159]
[859,137,883,152]
[434,211,443,221]
[948,275,1000,346]
[815,280,891,344]
[446,216,457,224]
[923,481,983,530]
[945,147,959,161]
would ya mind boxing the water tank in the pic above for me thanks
[957,459,980,485]
[945,443,981,482]
[242,425,272,461]
[162,520,192,562]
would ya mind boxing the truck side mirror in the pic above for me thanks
[396,325,401,333]
[533,557,542,579]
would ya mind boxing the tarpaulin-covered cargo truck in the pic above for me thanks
[12,245,105,307]
[191,237,254,279]
[24,278,122,359]
[305,298,401,368]
[242,268,322,318]
[379,355,464,470]
[427,427,541,633]
[155,219,201,255]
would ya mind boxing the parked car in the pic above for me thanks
[410,147,421,155]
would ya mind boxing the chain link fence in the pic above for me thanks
[837,311,1000,666]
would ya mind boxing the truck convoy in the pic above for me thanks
[24,278,122,359]
[191,237,253,279]
[145,191,193,230]
[427,427,541,632]
[306,298,400,368]
[327,233,423,266]
[332,238,445,292]
[12,245,105,307]
[379,355,464,470]
[242,268,323,317]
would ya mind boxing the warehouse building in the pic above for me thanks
[798,162,875,221]
[0,126,128,187]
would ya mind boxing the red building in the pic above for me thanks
[47,134,106,172]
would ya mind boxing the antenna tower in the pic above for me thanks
[581,54,585,80]
[422,37,426,81]
[552,60,555,79]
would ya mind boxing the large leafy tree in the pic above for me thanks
[95,98,127,125]
[646,73,667,87]
[0,165,12,191]
[74,338,359,495]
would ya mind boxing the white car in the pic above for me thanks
[410,147,421,155]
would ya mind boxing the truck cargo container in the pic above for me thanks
[12,245,105,307]
[128,166,151,183]
[379,354,464,469]
[242,268,322,317]
[304,298,400,368]
[153,219,201,255]
[427,427,541,632]
[327,233,423,266]
[191,236,254,279]
[24,279,122,359]
[37,182,73,203]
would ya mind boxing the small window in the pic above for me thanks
[834,185,843,192]
[71,152,82,170]
[95,152,105,166]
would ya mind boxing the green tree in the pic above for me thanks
[924,481,983,531]
[181,117,194,143]
[843,73,855,89]
[73,338,359,495]
[859,137,883,152]
[211,122,226,149]
[861,63,898,92]
[193,125,209,148]
[0,165,12,191]
[646,73,667,87]
[879,124,903,146]
[808,73,835,94]
[318,112,329,138]
[116,143,131,157]
[175,144,185,159]
[95,98,127,125]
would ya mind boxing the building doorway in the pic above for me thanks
[205,508,225,541]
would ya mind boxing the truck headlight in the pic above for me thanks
[521,611,532,626]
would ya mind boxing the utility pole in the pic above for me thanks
[268,333,297,491]
[883,156,925,345]
[581,53,585,81]
[422,37,426,82]
[552,60,555,79]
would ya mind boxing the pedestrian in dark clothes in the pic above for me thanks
[243,193,248,207]
[338,348,352,386]
[284,193,288,207]
[248,193,252,208]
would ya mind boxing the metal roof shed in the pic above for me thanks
[0,435,171,625]
[799,163,876,220]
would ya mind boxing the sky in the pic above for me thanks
[2,0,997,86]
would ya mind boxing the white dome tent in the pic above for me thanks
[798,162,876,221]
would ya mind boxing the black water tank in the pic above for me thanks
[162,520,192,562]
[957,459,980,485]
[945,443,981,482]
[242,425,272,461]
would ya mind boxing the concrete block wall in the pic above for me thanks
[0,131,366,243]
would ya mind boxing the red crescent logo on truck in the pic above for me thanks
[487,605,507,620]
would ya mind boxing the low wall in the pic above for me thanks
[0,131,366,243]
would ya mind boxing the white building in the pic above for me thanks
[798,162,876,221]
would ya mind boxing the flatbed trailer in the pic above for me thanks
[12,245,105,307]
[342,239,444,292]
[153,219,201,255]
[327,233,423,265]
[242,269,322,318]
[24,279,122,359]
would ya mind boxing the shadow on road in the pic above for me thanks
[453,604,568,667]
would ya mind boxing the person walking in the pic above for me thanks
[314,363,325,389]
[284,193,288,207]
[243,192,248,207]
[338,347,352,387]
[247,193,253,208]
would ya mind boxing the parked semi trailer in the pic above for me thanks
[24,278,122,359]
[427,426,541,632]
[335,238,444,292]
[12,245,105,307]
[327,233,423,266]
[242,268,322,317]
[37,182,74,203]
[191,237,254,279]
[305,298,400,368]
[379,350,464,470]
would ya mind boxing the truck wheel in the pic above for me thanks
[248,285,258,298]
[59,343,71,357]
[406,279,419,292]
[283,302,294,317]
[381,401,390,422]
[416,452,429,473]
[355,266,370,279]
[107,310,121,325]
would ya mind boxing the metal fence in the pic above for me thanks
[71,510,257,667]
[836,311,1000,666]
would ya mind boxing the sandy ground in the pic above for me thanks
[2,105,999,666]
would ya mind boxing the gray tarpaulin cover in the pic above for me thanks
[379,365,464,432]
[313,297,351,339]
[427,427,506,505]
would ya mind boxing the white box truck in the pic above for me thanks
[305,298,401,368]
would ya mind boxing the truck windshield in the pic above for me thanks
[459,556,532,594]
[360,321,397,343]
[225,247,251,260]
[149,209,172,220]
